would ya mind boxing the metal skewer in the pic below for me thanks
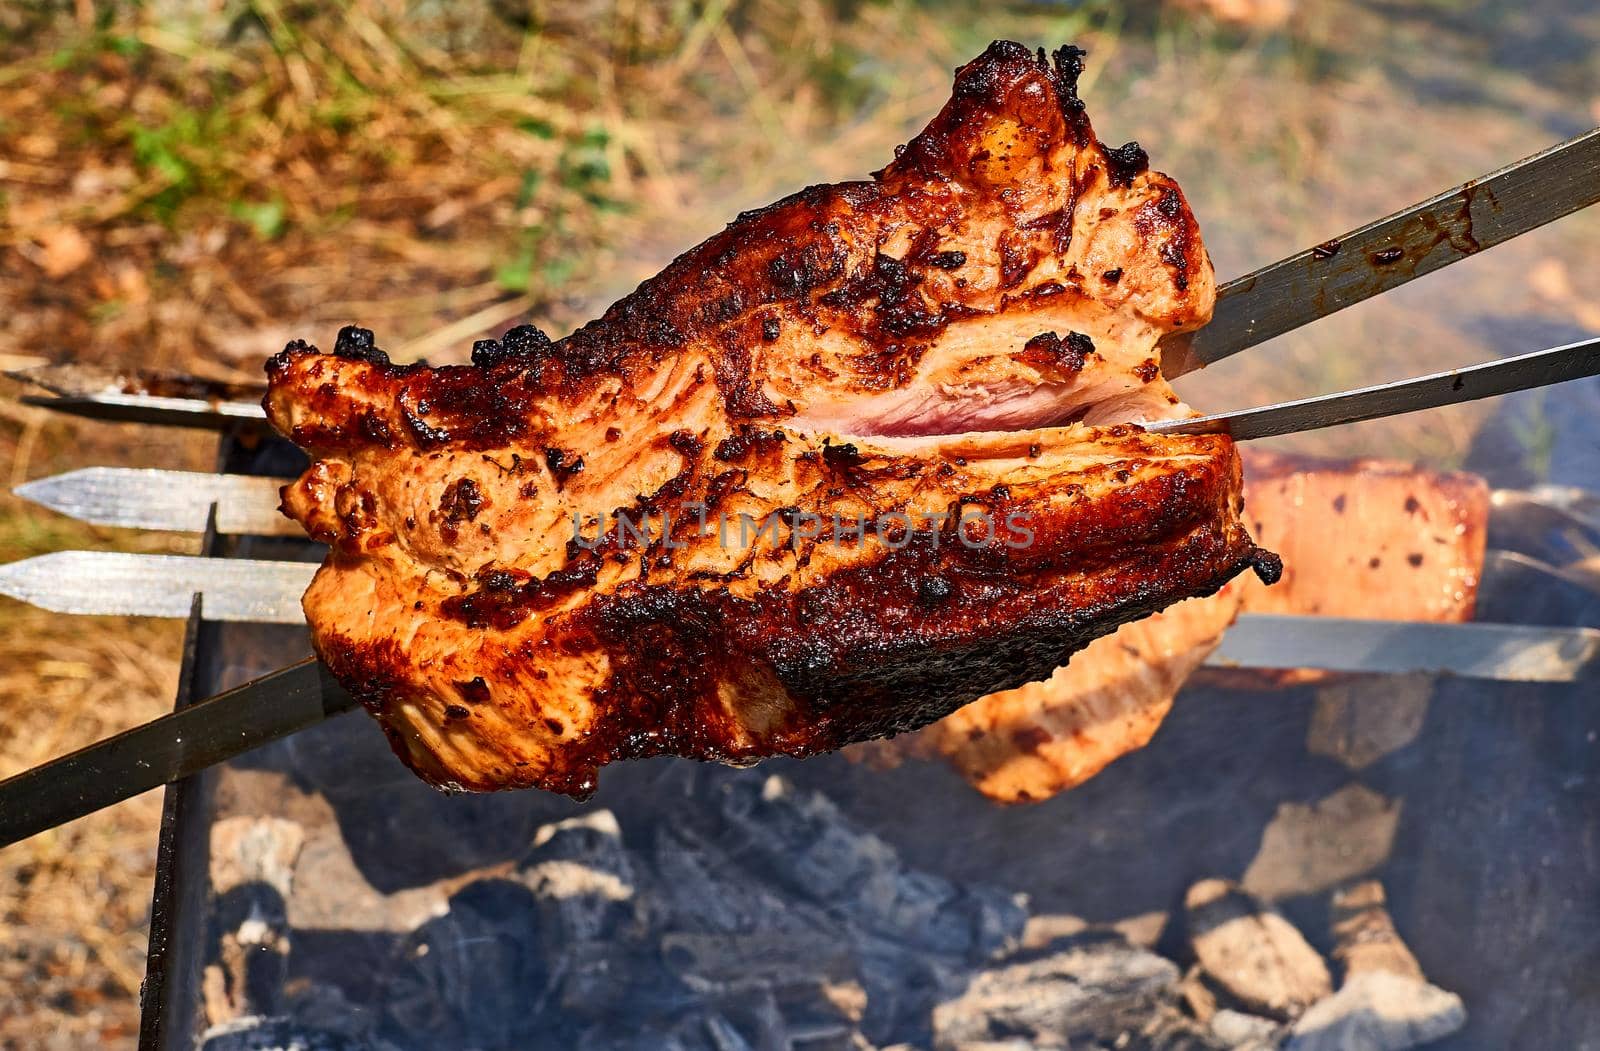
[14,468,296,536]
[8,129,1598,431]
[1146,336,1600,441]
[1160,126,1600,376]
[0,658,357,848]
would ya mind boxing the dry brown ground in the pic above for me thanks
[1,1,1596,1044]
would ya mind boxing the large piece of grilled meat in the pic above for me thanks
[873,453,1489,804]
[265,41,1273,798]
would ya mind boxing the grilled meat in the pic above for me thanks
[1233,450,1487,625]
[265,41,1270,798]
[869,586,1244,803]
[872,453,1489,804]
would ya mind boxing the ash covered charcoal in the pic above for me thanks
[656,772,1028,1044]
[1286,974,1464,1051]
[930,931,1223,1050]
[512,810,644,945]
[1285,881,1464,1051]
[376,879,553,1049]
[683,773,1028,961]
[1208,1009,1284,1050]
[205,817,307,1023]
[278,767,1425,1049]
[200,1015,380,1051]
[1184,879,1331,1022]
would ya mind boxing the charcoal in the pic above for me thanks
[287,825,457,934]
[572,991,789,1051]
[1305,678,1432,773]
[776,978,872,1050]
[207,883,292,1021]
[1180,964,1220,1023]
[1240,786,1400,901]
[248,764,1365,1048]
[637,772,1029,1045]
[199,1016,380,1051]
[1184,879,1331,1022]
[855,934,972,1044]
[553,937,695,1021]
[211,817,305,900]
[695,774,1026,960]
[1285,973,1464,1051]
[1209,1009,1284,1049]
[660,929,856,990]
[649,817,842,938]
[1283,881,1464,1051]
[206,817,306,1021]
[1327,881,1421,981]
[930,932,1187,1050]
[515,810,642,946]
[375,879,551,1050]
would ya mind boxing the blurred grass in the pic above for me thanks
[1,0,1597,1044]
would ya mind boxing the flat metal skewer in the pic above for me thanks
[9,131,1597,431]
[0,659,357,848]
[0,611,1592,848]
[14,468,297,536]
[1161,126,1600,376]
[1147,336,1600,441]
[0,551,315,623]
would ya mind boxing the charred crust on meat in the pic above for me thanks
[333,325,388,364]
[456,676,491,704]
[1049,44,1091,145]
[543,447,585,489]
[1249,548,1284,585]
[470,323,555,369]
[1160,242,1189,291]
[441,561,602,630]
[667,429,703,459]
[821,440,866,471]
[916,575,956,606]
[439,477,484,523]
[1103,141,1149,188]
[1018,330,1093,373]
[294,429,1257,797]
[714,425,787,463]
[265,42,1210,451]
[264,41,1246,798]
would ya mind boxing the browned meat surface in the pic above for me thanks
[265,41,1269,798]
[861,584,1244,803]
[1234,450,1488,623]
[870,452,1490,804]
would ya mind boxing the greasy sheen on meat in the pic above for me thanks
[867,452,1489,804]
[265,41,1270,798]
